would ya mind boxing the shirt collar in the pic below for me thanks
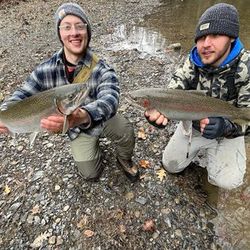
[55,47,93,68]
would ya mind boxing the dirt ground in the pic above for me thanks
[0,0,230,249]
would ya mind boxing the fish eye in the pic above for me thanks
[68,93,75,100]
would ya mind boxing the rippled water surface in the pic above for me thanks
[143,0,250,52]
[107,0,250,55]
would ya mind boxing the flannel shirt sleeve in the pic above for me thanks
[6,65,47,103]
[83,61,120,126]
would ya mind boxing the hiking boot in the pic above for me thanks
[200,168,219,214]
[116,157,140,182]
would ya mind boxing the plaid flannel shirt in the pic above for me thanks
[7,48,120,139]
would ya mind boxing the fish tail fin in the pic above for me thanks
[243,108,250,122]
[237,108,250,125]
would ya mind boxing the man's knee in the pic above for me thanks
[75,157,103,181]
[105,114,135,142]
[209,172,244,190]
[162,156,188,174]
[162,150,191,174]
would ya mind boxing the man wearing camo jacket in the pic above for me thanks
[145,3,250,194]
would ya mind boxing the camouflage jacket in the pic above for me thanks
[168,45,250,138]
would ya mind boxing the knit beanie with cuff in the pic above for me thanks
[54,2,92,44]
[195,3,239,42]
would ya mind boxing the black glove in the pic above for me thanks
[202,117,234,139]
[192,120,201,131]
[144,114,166,129]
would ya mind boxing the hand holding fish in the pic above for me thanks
[67,108,91,128]
[144,108,168,128]
[40,114,65,133]
[40,108,91,133]
[193,117,235,139]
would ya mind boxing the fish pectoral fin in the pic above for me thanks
[29,132,39,147]
[62,115,69,134]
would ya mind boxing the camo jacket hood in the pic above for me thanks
[168,39,250,137]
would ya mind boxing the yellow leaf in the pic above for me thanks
[77,215,88,229]
[119,224,126,233]
[30,232,50,248]
[139,160,150,169]
[4,184,11,195]
[156,168,167,182]
[137,127,147,140]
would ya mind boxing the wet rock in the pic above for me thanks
[48,235,56,245]
[135,196,148,205]
[166,43,182,51]
[31,170,44,181]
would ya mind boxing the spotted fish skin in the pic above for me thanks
[129,88,250,123]
[0,83,89,134]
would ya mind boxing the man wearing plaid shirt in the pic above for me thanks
[0,3,139,182]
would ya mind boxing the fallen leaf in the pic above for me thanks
[77,215,88,229]
[4,184,11,195]
[119,224,126,233]
[142,219,156,232]
[125,192,134,201]
[137,127,147,140]
[114,209,124,220]
[30,232,50,248]
[31,204,40,215]
[139,160,150,169]
[156,168,167,181]
[83,229,94,238]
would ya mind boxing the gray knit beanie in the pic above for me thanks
[54,2,92,44]
[195,3,239,42]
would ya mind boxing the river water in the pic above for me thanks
[107,0,250,249]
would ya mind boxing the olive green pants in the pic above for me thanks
[70,114,135,180]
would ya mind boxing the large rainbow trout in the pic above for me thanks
[128,88,250,123]
[0,84,89,143]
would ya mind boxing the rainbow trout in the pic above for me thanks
[0,84,89,144]
[128,88,250,123]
